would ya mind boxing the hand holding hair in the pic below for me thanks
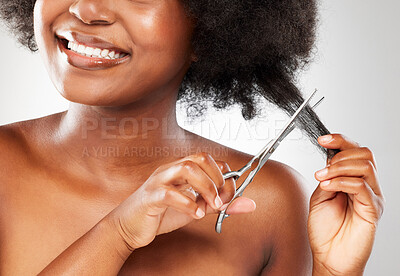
[308,134,385,276]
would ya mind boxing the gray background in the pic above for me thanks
[0,0,399,274]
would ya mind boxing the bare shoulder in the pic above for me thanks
[187,135,310,212]
[233,151,312,275]
[0,121,30,170]
[0,113,64,189]
[190,134,310,228]
[193,136,310,206]
[0,121,31,197]
[221,148,310,228]
[196,137,313,274]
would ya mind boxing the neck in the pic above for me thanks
[52,90,195,188]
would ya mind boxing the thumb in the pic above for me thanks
[310,182,337,208]
[203,196,256,215]
[222,197,256,215]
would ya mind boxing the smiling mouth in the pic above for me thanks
[58,37,129,60]
[56,35,131,70]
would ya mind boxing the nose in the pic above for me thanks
[69,0,116,25]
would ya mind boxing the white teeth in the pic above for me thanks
[93,48,101,57]
[84,47,94,56]
[100,49,109,58]
[65,39,127,59]
[77,44,86,54]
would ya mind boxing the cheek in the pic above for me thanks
[33,0,49,56]
[125,2,193,64]
[34,0,72,91]
[34,0,106,104]
[34,0,70,51]
[121,6,193,94]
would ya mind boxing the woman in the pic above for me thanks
[0,0,384,275]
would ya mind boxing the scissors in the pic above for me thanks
[215,89,324,233]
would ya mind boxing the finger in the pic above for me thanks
[155,187,205,219]
[224,197,257,215]
[215,161,236,208]
[162,160,223,210]
[181,186,198,201]
[318,134,360,152]
[319,177,384,221]
[204,196,256,215]
[180,152,225,190]
[315,159,381,195]
[329,147,377,170]
[309,183,338,207]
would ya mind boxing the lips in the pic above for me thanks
[55,31,131,70]
[57,31,131,54]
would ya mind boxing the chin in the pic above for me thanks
[60,87,148,107]
[56,86,114,107]
[56,75,174,107]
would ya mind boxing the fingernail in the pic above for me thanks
[196,208,205,218]
[319,135,333,143]
[320,180,331,187]
[219,203,229,210]
[214,195,223,208]
[316,168,328,178]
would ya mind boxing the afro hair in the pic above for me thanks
[0,0,338,159]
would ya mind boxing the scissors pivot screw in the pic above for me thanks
[215,89,322,233]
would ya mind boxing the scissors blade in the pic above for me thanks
[251,89,318,164]
[216,89,321,234]
[269,89,317,149]
[222,93,323,182]
[255,89,318,169]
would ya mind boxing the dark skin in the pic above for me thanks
[0,118,312,275]
[0,0,384,275]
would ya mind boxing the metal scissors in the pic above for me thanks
[215,89,324,233]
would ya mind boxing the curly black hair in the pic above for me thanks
[0,0,338,159]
